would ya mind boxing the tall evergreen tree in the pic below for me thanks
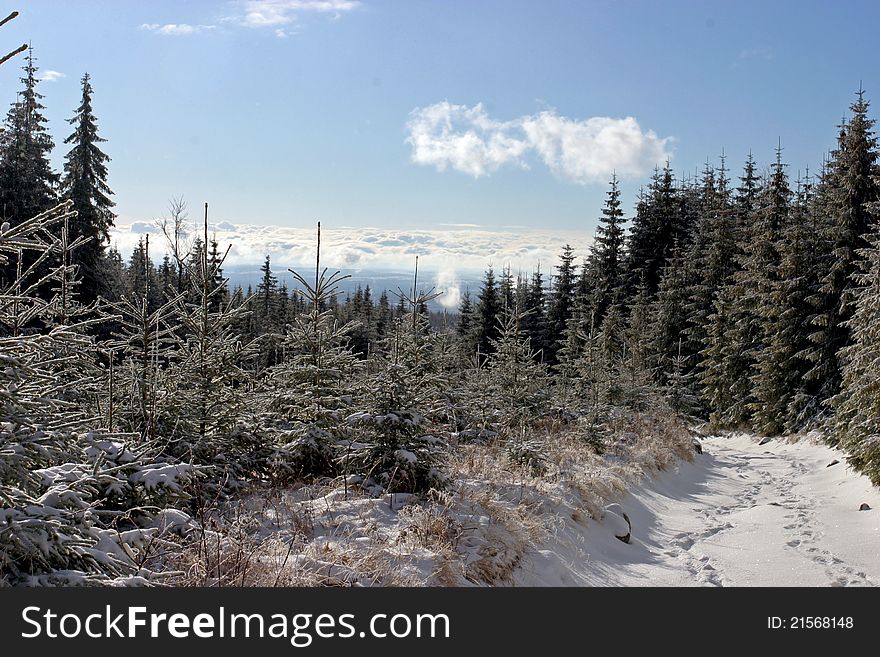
[706,155,766,426]
[206,237,228,311]
[590,174,627,325]
[257,254,278,326]
[375,289,393,345]
[625,163,681,299]
[648,242,698,390]
[499,265,515,319]
[749,149,796,433]
[522,267,548,360]
[61,73,115,303]
[833,228,880,482]
[805,90,880,407]
[546,245,577,364]
[456,288,474,338]
[126,236,162,312]
[474,266,501,358]
[0,48,58,224]
[683,156,734,359]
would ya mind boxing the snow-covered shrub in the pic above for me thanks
[575,408,610,453]
[484,310,550,432]
[344,315,449,494]
[450,310,549,438]
[345,410,448,493]
[269,426,338,483]
[108,226,270,490]
[261,240,364,482]
[0,203,193,585]
[506,437,548,476]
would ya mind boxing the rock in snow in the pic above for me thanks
[604,503,632,544]
[859,503,871,511]
[827,459,840,467]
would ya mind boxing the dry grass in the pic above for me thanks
[155,407,693,587]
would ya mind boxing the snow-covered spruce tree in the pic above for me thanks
[483,307,549,433]
[0,202,191,585]
[618,279,656,410]
[498,265,516,325]
[455,287,478,364]
[159,205,267,489]
[598,299,626,405]
[124,236,163,311]
[699,286,737,426]
[553,315,611,451]
[589,175,628,326]
[206,237,228,312]
[682,156,734,391]
[752,173,818,434]
[521,266,548,360]
[805,90,880,410]
[625,164,682,300]
[106,233,181,443]
[545,245,577,365]
[648,242,699,391]
[345,269,448,494]
[448,350,498,440]
[833,227,880,482]
[664,339,702,418]
[430,310,468,434]
[748,148,794,434]
[61,73,115,304]
[473,266,501,360]
[0,47,58,229]
[699,155,762,426]
[553,312,587,417]
[785,174,828,430]
[346,284,373,357]
[709,156,773,427]
[263,222,363,482]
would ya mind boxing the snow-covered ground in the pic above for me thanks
[514,432,880,586]
[161,411,697,586]
[160,425,879,587]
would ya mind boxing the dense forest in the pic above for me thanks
[2,12,880,585]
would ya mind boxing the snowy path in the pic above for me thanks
[513,434,880,586]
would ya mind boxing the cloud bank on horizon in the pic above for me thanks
[110,220,593,308]
[406,101,673,183]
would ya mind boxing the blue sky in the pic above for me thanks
[2,0,878,239]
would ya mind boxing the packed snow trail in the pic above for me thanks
[513,433,880,586]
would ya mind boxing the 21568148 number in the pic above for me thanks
[768,616,854,629]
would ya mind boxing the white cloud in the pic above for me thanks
[231,0,361,28]
[406,102,530,178]
[140,23,215,36]
[406,101,673,184]
[522,113,671,182]
[39,70,65,82]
